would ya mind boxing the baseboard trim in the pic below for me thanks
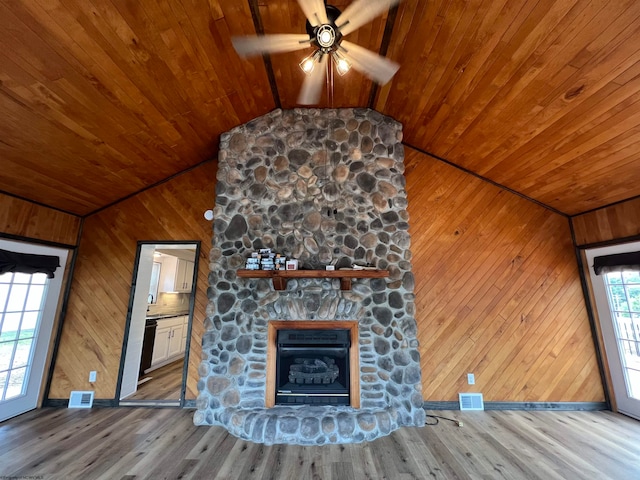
[119,400,180,407]
[485,401,608,411]
[46,399,606,411]
[423,401,459,410]
[423,401,608,411]
[43,398,117,408]
[44,398,197,408]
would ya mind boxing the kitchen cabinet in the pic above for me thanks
[148,315,188,371]
[150,324,171,366]
[159,256,177,293]
[175,259,195,292]
[159,256,194,293]
[167,322,184,358]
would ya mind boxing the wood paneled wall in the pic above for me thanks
[49,162,216,400]
[405,147,604,402]
[572,197,640,246]
[0,192,80,246]
[48,148,606,403]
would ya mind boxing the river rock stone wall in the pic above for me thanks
[194,108,424,445]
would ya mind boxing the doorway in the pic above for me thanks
[0,239,68,422]
[118,242,198,406]
[586,242,640,420]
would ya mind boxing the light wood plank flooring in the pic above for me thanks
[1,408,639,479]
[127,360,184,401]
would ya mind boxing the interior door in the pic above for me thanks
[0,239,68,422]
[586,243,640,420]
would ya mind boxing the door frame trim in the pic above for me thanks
[0,238,70,420]
[584,240,640,420]
[115,240,200,407]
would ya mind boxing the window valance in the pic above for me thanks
[593,251,640,275]
[0,248,60,278]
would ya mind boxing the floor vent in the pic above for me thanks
[459,393,484,410]
[68,391,94,408]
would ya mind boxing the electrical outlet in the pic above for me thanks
[89,371,97,383]
[467,373,475,385]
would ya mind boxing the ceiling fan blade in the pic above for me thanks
[336,0,402,36]
[297,0,329,27]
[298,54,327,105]
[340,41,399,84]
[232,34,311,57]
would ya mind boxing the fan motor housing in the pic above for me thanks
[306,4,343,52]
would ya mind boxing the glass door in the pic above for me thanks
[586,243,640,420]
[0,240,67,422]
[0,272,49,401]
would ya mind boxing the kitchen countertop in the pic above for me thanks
[146,313,189,320]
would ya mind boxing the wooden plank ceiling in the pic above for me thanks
[2,0,640,216]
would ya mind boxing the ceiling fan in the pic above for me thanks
[232,0,402,105]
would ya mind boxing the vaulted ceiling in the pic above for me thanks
[2,0,640,217]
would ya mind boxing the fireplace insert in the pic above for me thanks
[276,329,350,405]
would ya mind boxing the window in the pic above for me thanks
[149,262,161,304]
[0,272,48,400]
[602,270,640,400]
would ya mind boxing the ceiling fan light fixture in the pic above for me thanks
[232,1,403,103]
[299,50,321,75]
[316,24,336,48]
[332,50,351,75]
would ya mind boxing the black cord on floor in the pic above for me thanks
[425,416,439,426]
[424,414,463,427]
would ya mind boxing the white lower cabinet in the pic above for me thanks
[148,315,188,371]
[151,325,171,366]
[167,322,184,358]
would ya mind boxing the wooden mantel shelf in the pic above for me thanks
[236,269,389,290]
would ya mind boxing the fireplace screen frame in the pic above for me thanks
[266,321,360,408]
[276,329,350,405]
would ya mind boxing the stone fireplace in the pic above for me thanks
[194,108,425,444]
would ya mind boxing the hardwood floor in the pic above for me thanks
[1,408,639,479]
[127,360,184,401]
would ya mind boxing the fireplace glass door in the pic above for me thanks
[276,329,350,405]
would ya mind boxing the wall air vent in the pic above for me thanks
[68,391,94,408]
[459,393,484,411]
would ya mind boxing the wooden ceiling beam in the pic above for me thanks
[248,0,282,109]
[368,4,400,109]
